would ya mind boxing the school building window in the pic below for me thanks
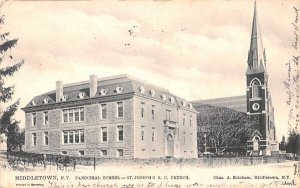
[32,133,37,146]
[63,129,84,144]
[32,113,37,127]
[152,128,155,142]
[44,132,49,146]
[117,102,123,118]
[117,126,124,142]
[151,105,155,119]
[101,104,107,119]
[63,107,84,123]
[101,127,108,142]
[141,102,145,117]
[44,112,48,125]
[141,130,145,141]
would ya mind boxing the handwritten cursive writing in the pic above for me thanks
[292,7,299,50]
[285,5,300,132]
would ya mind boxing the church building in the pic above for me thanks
[194,3,278,156]
[22,74,198,158]
[245,3,277,155]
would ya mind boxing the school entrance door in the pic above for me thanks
[167,134,174,157]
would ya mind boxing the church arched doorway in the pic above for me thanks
[253,136,260,151]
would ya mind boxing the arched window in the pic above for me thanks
[252,80,260,98]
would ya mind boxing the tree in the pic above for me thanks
[279,136,286,151]
[0,15,24,154]
[194,104,258,155]
[286,130,300,156]
[17,128,25,152]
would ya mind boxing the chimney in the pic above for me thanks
[90,74,98,98]
[56,80,63,102]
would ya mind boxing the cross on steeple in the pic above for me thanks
[247,1,266,74]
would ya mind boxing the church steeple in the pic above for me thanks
[245,2,277,155]
[247,2,266,74]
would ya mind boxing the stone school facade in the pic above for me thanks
[22,74,198,158]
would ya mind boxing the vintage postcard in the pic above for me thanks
[0,0,299,188]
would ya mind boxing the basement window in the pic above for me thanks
[100,150,107,156]
[116,149,123,157]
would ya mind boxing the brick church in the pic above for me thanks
[22,74,198,158]
[194,3,278,155]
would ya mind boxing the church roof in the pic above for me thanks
[22,74,196,112]
[192,95,246,113]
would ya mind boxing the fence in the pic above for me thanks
[1,151,286,171]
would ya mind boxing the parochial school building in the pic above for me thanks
[22,74,198,158]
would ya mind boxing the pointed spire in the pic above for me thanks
[247,1,266,73]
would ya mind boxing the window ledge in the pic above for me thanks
[61,121,85,125]
[249,98,262,101]
[61,143,85,145]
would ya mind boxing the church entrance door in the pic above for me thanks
[253,137,259,151]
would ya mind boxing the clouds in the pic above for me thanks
[1,0,297,138]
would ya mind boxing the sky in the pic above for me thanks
[1,0,299,139]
